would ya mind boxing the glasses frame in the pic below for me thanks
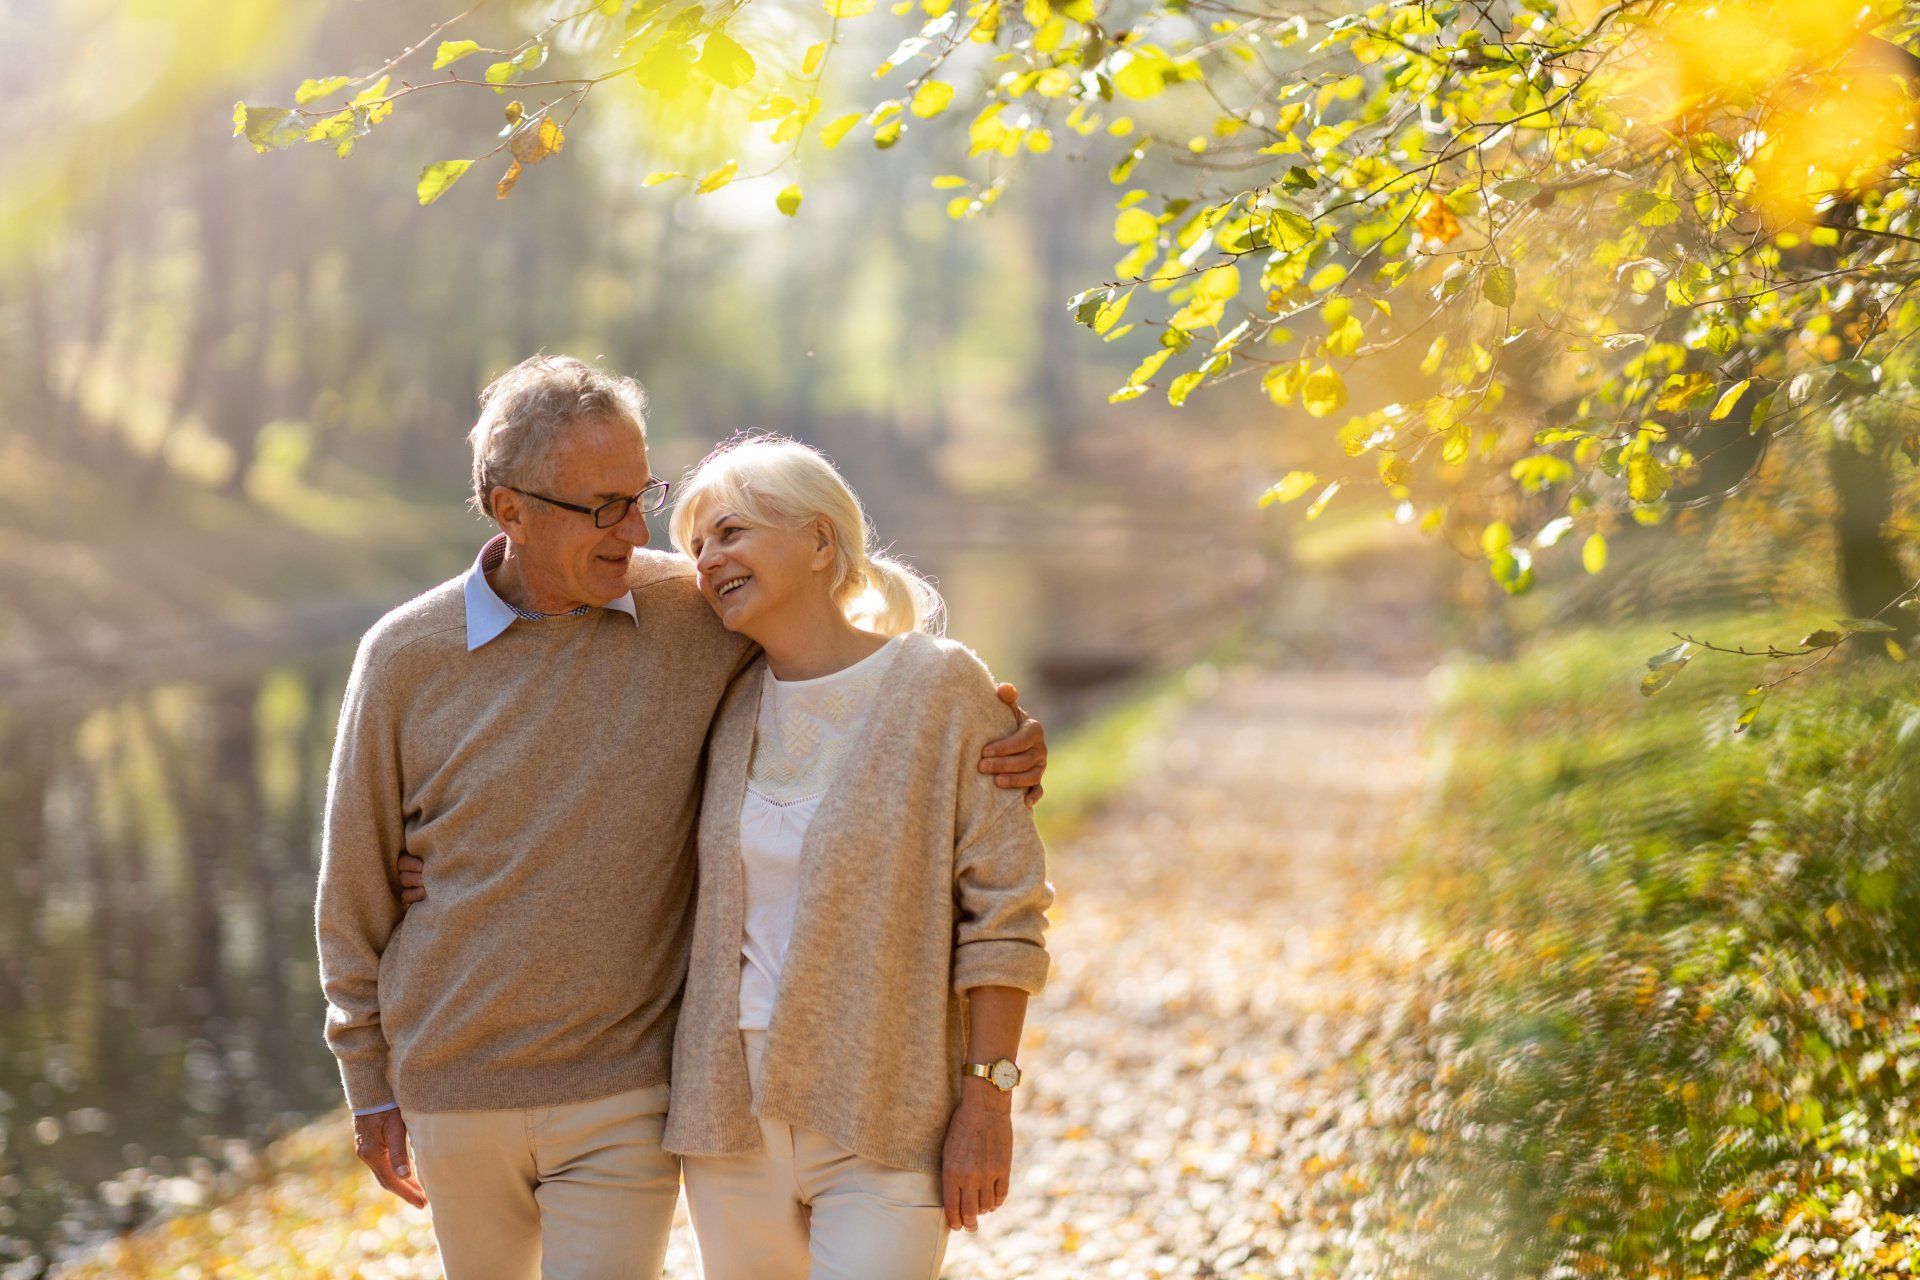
[509,479,671,529]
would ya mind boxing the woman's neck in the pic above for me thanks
[752,599,890,681]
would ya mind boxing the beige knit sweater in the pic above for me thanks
[663,631,1053,1172]
[316,551,751,1113]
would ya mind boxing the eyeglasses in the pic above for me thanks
[509,479,671,528]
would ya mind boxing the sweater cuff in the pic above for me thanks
[953,940,1049,997]
[340,1056,395,1113]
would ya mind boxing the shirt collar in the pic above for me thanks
[463,533,639,652]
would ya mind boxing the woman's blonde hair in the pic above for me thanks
[669,435,945,638]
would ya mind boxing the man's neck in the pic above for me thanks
[490,543,590,616]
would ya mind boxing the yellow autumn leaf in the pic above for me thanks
[819,112,863,149]
[911,80,955,118]
[1258,470,1319,506]
[1415,191,1463,245]
[1301,366,1346,418]
[1114,208,1159,245]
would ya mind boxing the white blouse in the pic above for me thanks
[736,635,904,1031]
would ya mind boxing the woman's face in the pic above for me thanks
[685,500,835,638]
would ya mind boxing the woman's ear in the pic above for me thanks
[809,517,838,571]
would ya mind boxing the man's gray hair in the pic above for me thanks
[469,355,650,517]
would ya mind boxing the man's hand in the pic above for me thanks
[397,854,425,907]
[353,1108,428,1208]
[981,683,1047,809]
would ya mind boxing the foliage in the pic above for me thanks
[1343,616,1920,1277]
[244,0,1920,628]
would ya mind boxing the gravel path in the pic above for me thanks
[933,663,1434,1279]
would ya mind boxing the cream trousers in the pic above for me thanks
[681,1031,950,1280]
[407,1083,678,1280]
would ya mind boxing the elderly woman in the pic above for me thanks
[663,436,1053,1280]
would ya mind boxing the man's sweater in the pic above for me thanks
[316,550,752,1113]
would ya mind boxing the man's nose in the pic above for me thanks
[615,503,649,545]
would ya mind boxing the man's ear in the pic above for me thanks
[493,487,529,545]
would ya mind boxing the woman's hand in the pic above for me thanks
[396,853,425,907]
[941,1082,1014,1233]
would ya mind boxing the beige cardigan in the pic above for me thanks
[663,631,1053,1172]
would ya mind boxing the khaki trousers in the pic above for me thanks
[681,1032,949,1280]
[407,1083,678,1280]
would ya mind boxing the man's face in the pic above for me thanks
[502,417,651,607]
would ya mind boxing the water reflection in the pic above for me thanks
[0,661,349,1273]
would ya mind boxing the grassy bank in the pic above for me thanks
[0,440,482,666]
[1353,615,1920,1279]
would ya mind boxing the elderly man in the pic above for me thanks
[316,355,1046,1279]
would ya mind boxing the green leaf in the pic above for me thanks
[697,32,757,89]
[1168,370,1203,406]
[1483,265,1517,309]
[1582,533,1608,575]
[776,184,803,216]
[233,104,306,153]
[1640,642,1692,696]
[485,61,520,88]
[1837,617,1895,633]
[1638,194,1680,227]
[416,159,473,205]
[1628,453,1671,502]
[434,40,483,69]
[697,161,738,193]
[295,76,353,105]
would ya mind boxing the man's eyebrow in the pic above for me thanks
[591,480,653,500]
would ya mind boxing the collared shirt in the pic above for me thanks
[351,533,642,1118]
[462,532,638,651]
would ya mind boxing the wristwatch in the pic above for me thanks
[964,1058,1022,1092]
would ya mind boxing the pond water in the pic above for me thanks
[0,533,1266,1275]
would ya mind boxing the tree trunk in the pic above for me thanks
[1828,432,1916,648]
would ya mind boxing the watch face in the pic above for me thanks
[990,1060,1020,1090]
